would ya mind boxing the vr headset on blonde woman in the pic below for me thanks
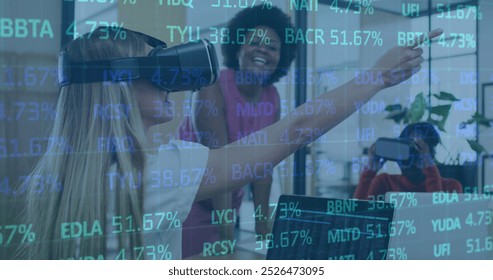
[58,28,219,92]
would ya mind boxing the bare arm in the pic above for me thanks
[197,78,383,200]
[195,30,443,201]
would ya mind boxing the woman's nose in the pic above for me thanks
[254,44,270,54]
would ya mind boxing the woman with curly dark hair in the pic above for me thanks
[179,5,298,258]
[220,5,297,84]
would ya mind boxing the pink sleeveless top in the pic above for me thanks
[179,69,280,258]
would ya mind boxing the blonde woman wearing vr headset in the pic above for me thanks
[21,25,442,259]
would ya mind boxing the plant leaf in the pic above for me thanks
[385,108,408,123]
[466,112,493,128]
[460,119,476,127]
[428,104,451,132]
[467,139,487,155]
[427,118,446,132]
[408,93,426,123]
[459,122,469,129]
[433,91,460,102]
[429,104,452,117]
[384,104,403,112]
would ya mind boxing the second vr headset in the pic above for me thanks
[374,137,420,166]
[58,29,219,92]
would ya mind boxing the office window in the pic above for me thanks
[430,2,478,163]
[307,1,479,198]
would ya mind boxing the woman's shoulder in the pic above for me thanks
[158,140,209,166]
[440,176,463,191]
[143,140,210,209]
[263,84,280,100]
[144,140,209,177]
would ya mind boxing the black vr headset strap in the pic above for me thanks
[58,28,171,87]
[58,52,140,85]
[58,52,180,86]
[58,53,164,86]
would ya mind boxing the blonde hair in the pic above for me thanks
[21,28,150,259]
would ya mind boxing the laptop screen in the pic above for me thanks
[265,195,394,260]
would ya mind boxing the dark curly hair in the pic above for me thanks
[222,5,297,84]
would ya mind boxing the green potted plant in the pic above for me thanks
[383,91,492,187]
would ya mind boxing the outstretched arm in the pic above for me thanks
[196,29,443,201]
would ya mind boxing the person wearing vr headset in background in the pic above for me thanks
[353,122,463,201]
[21,21,442,259]
[179,6,296,258]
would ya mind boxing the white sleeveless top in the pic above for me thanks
[106,140,209,260]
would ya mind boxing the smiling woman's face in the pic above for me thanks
[236,25,281,84]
